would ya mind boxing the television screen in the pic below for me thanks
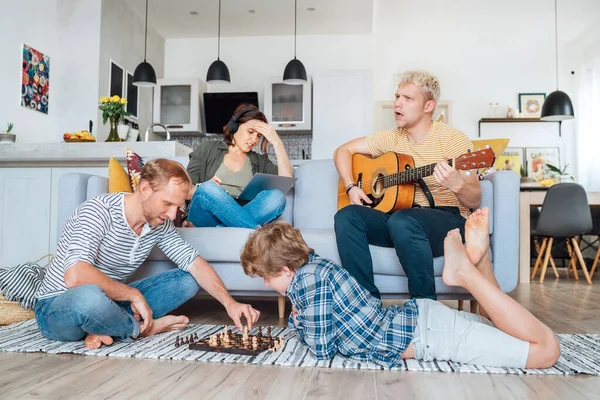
[203,92,259,134]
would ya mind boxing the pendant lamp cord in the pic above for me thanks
[294,0,297,59]
[554,0,559,90]
[217,0,222,60]
[144,0,149,61]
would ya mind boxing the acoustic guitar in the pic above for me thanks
[337,148,496,214]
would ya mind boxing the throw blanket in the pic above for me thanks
[0,261,46,310]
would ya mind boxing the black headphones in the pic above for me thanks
[226,107,257,134]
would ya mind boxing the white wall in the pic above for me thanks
[164,0,600,174]
[0,0,102,143]
[164,34,373,109]
[98,0,165,142]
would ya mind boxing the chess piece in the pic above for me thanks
[252,336,258,350]
[194,332,198,340]
[267,327,272,339]
[242,326,249,342]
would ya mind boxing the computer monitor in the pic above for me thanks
[203,92,259,134]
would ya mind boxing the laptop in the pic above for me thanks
[237,173,297,201]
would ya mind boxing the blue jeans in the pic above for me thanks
[334,206,466,300]
[188,181,286,228]
[34,269,199,341]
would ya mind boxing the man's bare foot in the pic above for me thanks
[141,315,189,337]
[442,229,477,287]
[465,207,490,265]
[84,334,113,349]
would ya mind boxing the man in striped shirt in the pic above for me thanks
[333,71,482,300]
[35,159,260,349]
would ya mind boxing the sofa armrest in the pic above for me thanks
[485,171,520,293]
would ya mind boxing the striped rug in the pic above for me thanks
[1,320,598,375]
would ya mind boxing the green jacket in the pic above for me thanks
[187,140,278,185]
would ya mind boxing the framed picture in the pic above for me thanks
[433,100,452,125]
[108,60,124,98]
[496,147,524,175]
[526,147,560,181]
[518,93,546,118]
[21,44,50,114]
[125,70,139,120]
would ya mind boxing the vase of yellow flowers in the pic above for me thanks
[99,95,131,142]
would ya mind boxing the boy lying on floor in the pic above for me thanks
[240,208,560,369]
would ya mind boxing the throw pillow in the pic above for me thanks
[126,148,144,191]
[108,157,133,193]
[125,149,186,227]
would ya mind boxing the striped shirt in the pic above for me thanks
[366,121,474,218]
[287,253,419,368]
[37,193,200,300]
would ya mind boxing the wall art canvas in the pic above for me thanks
[526,147,560,181]
[21,44,50,114]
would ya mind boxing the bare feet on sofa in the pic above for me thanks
[84,334,113,349]
[442,229,478,288]
[465,207,490,266]
[141,315,190,337]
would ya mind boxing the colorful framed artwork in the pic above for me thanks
[526,147,560,181]
[21,44,50,114]
[496,147,524,175]
[518,93,546,118]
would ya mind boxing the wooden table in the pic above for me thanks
[519,190,600,283]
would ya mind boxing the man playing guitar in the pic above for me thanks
[333,71,482,300]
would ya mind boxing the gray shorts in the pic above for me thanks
[412,299,529,368]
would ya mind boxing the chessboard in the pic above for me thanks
[174,326,286,356]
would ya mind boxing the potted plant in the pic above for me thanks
[99,96,131,142]
[0,123,16,144]
[547,163,574,183]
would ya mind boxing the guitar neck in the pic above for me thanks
[384,159,453,187]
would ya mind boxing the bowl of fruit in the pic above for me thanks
[63,130,96,142]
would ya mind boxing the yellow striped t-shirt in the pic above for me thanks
[365,121,474,218]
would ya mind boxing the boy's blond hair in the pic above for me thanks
[397,70,441,105]
[241,221,314,278]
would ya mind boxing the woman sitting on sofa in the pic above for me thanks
[185,104,293,228]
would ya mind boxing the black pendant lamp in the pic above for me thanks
[541,0,574,121]
[283,0,307,84]
[133,0,157,87]
[206,0,231,83]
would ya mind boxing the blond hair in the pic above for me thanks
[140,158,192,189]
[397,70,441,104]
[241,221,313,278]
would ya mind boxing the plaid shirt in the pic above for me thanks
[286,253,419,368]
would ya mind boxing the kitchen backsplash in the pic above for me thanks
[175,133,312,162]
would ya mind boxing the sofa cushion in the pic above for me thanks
[294,160,339,230]
[147,227,254,263]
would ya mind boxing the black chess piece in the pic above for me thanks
[194,332,199,340]
[185,337,189,344]
[267,327,272,338]
[175,337,180,348]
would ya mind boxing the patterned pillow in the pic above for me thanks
[126,149,186,227]
[126,148,144,192]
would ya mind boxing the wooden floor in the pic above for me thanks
[1,275,600,399]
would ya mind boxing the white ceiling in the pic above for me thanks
[123,0,374,39]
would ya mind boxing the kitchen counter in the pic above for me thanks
[0,141,192,167]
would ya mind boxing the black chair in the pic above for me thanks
[531,183,593,284]
[590,207,600,278]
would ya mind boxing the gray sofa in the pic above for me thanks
[58,158,520,318]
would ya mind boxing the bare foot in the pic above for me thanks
[465,207,490,265]
[141,315,190,337]
[84,334,113,349]
[442,229,477,287]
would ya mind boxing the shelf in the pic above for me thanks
[478,118,563,137]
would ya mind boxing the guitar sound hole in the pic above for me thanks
[372,173,385,196]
